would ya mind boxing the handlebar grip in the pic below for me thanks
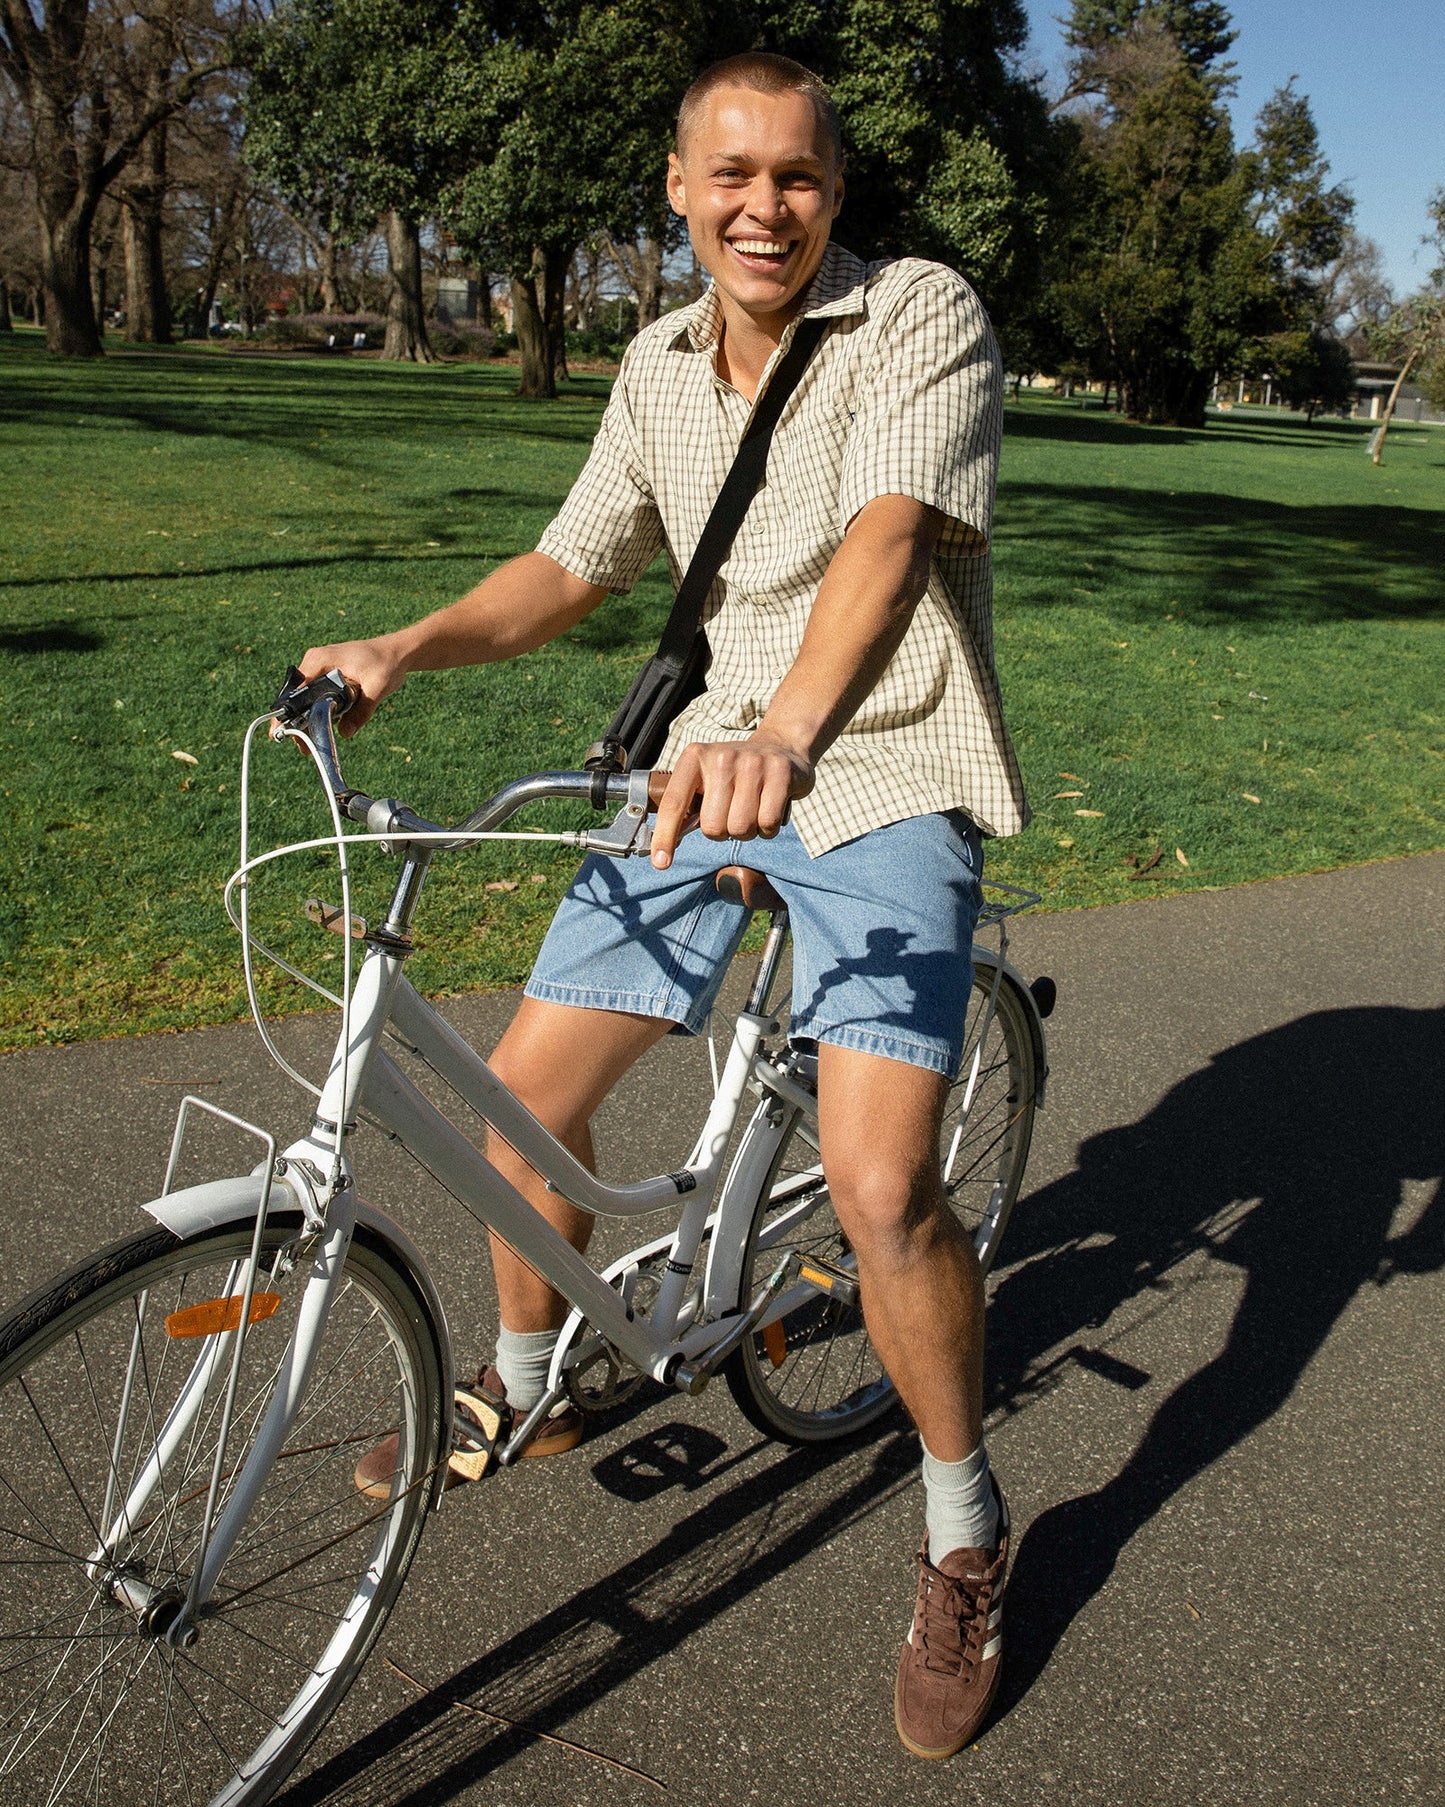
[272,665,356,726]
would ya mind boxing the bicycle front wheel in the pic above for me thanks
[724,955,1039,1444]
[0,1213,446,1806]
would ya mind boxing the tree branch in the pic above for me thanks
[93,56,228,195]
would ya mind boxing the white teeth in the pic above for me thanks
[732,239,790,256]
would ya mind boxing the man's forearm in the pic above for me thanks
[758,494,942,763]
[297,551,607,731]
[387,552,607,673]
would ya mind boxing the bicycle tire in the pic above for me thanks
[0,1212,446,1806]
[724,955,1039,1444]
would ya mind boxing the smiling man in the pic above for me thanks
[298,52,1028,1758]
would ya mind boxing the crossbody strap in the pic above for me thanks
[653,313,829,666]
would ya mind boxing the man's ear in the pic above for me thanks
[666,152,687,218]
[832,164,845,221]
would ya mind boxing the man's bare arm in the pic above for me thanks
[297,552,608,734]
[650,494,946,865]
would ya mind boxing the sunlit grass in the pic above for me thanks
[1,334,1440,1049]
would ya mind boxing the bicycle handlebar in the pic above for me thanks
[269,666,670,851]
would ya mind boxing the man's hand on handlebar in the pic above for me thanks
[296,636,408,736]
[649,734,814,871]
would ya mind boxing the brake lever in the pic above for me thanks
[579,767,656,857]
[269,666,361,812]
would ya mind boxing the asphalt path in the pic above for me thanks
[3,854,1442,1807]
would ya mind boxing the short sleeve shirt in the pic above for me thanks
[535,241,1030,854]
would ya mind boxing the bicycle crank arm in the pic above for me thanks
[669,1251,803,1396]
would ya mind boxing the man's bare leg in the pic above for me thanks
[815,1042,983,1462]
[484,995,671,1333]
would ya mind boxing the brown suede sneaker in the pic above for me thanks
[894,1484,1009,1759]
[354,1366,583,1500]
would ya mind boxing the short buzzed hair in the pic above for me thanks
[675,52,843,166]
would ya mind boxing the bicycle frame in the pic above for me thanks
[104,687,1044,1643]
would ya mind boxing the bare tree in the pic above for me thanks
[0,1,228,355]
[602,228,664,329]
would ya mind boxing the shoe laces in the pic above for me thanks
[915,1555,990,1678]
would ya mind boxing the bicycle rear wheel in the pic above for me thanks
[0,1213,446,1806]
[724,955,1039,1444]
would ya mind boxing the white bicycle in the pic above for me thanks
[0,669,1054,1804]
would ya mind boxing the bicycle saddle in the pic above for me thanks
[716,866,786,912]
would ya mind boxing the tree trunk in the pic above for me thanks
[1370,346,1421,465]
[635,233,663,329]
[122,117,171,343]
[512,267,554,399]
[185,180,242,337]
[382,211,434,362]
[545,245,569,383]
[319,228,341,314]
[41,212,103,356]
[0,278,12,332]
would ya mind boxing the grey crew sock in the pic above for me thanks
[921,1439,999,1559]
[493,1326,559,1413]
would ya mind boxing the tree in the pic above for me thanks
[242,0,477,361]
[450,2,696,397]
[1046,9,1352,427]
[1050,13,1257,424]
[1367,188,1445,465]
[0,0,228,355]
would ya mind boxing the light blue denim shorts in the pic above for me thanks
[524,810,984,1077]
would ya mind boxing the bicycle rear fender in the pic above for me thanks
[140,1176,453,1430]
[977,949,1051,1108]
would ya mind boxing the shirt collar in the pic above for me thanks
[672,241,870,352]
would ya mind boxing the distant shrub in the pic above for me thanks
[427,321,495,359]
[257,313,385,350]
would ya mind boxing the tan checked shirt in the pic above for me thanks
[536,240,1030,855]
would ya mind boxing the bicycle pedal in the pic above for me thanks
[447,1388,508,1482]
[795,1253,859,1308]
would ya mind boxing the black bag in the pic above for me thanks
[585,316,827,774]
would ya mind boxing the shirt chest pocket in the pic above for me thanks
[766,398,853,541]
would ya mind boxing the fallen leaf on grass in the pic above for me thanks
[1128,849,1164,878]
[1057,837,1075,848]
[484,880,519,893]
[171,749,198,766]
[1248,691,1268,701]
[1075,809,1105,818]
[1059,771,1084,781]
[530,873,546,884]
[1175,847,1189,867]
[1242,793,1261,804]
[1053,790,1084,798]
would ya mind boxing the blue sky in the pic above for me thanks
[1019,0,1445,298]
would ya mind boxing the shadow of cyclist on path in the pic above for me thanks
[990,1004,1445,1709]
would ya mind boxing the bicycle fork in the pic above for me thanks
[86,1190,357,1649]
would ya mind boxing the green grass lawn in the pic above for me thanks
[1,331,1441,1050]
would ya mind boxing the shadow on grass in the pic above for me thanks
[0,623,106,654]
[998,481,1445,621]
[0,339,607,460]
[1003,398,1398,455]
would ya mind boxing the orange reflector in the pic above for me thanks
[165,1293,281,1339]
[799,1265,832,1292]
[761,1320,788,1369]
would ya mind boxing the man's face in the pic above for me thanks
[667,85,843,330]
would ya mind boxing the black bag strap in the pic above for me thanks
[653,313,829,667]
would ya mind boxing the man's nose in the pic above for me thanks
[744,178,788,224]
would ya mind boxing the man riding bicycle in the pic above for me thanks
[297,51,1029,1758]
